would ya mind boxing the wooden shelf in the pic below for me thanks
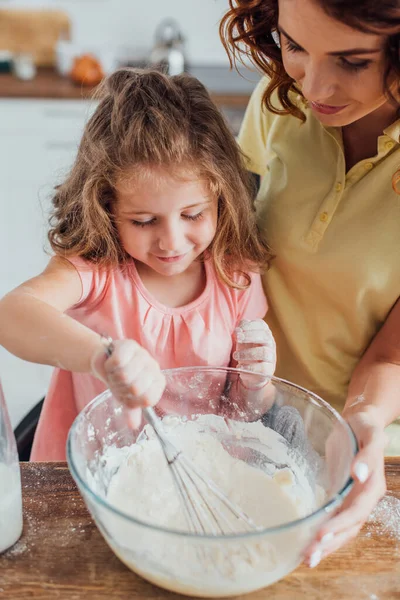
[0,68,252,107]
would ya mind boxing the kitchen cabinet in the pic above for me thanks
[0,98,94,429]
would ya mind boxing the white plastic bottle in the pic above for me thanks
[0,381,23,553]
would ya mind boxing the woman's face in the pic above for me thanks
[278,0,396,126]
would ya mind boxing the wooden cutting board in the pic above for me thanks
[0,9,71,66]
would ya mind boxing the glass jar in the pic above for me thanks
[0,380,23,553]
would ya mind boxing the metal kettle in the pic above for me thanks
[149,18,187,76]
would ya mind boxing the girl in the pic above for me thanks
[0,68,275,461]
[220,0,400,567]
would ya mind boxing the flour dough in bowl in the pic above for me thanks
[100,415,322,597]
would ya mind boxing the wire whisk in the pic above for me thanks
[101,335,260,537]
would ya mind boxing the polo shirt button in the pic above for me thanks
[335,182,342,192]
[385,140,395,151]
[364,162,374,171]
[319,212,329,222]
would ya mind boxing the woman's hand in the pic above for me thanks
[233,318,276,377]
[304,405,387,568]
[91,339,166,428]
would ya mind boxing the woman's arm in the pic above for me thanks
[304,298,400,568]
[0,256,102,373]
[343,297,400,425]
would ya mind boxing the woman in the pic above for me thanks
[220,0,400,568]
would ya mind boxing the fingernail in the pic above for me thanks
[232,351,239,360]
[309,549,322,568]
[320,532,334,544]
[354,462,369,483]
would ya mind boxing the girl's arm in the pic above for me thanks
[0,256,166,423]
[0,256,102,372]
[232,320,306,447]
[231,318,276,417]
[227,276,276,419]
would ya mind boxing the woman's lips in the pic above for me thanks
[309,101,349,115]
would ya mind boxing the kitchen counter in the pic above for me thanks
[0,66,259,107]
[1,460,400,599]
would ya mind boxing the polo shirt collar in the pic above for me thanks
[383,118,400,143]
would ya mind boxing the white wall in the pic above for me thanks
[1,0,231,64]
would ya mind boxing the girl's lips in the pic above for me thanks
[155,254,187,263]
[309,101,349,115]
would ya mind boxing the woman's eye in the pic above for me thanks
[182,212,203,222]
[131,219,156,227]
[339,57,371,72]
[283,37,372,74]
[284,39,303,53]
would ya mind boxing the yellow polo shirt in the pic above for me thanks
[239,78,400,454]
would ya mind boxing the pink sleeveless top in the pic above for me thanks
[31,257,267,460]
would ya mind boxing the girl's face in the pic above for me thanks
[114,168,218,278]
[278,0,397,126]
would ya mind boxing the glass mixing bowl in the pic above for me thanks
[67,366,357,597]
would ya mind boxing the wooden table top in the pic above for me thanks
[1,460,399,600]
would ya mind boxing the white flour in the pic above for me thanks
[91,415,323,597]
[366,495,400,541]
[0,464,23,553]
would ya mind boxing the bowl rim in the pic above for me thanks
[67,366,358,541]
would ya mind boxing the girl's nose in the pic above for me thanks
[158,221,184,252]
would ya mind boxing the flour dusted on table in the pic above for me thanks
[366,495,400,541]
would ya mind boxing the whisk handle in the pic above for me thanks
[100,334,180,464]
[143,407,164,438]
[143,407,181,464]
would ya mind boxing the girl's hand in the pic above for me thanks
[304,406,387,568]
[91,339,166,428]
[233,318,276,377]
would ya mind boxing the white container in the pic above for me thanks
[55,39,76,76]
[12,54,36,81]
[0,380,23,553]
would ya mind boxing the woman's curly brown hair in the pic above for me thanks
[220,0,400,121]
[49,68,272,289]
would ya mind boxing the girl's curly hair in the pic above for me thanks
[49,68,273,289]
